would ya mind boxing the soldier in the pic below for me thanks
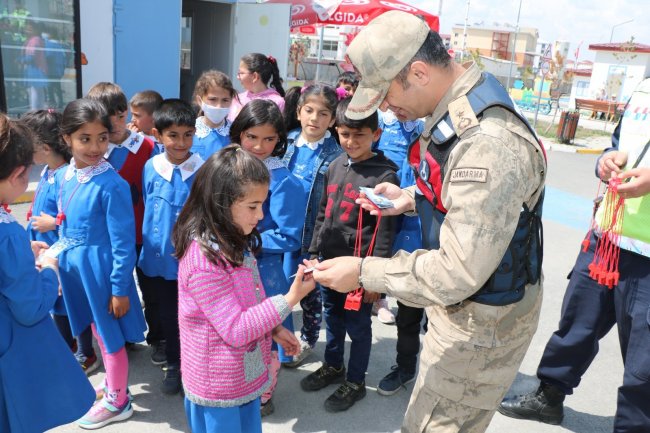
[311,11,547,433]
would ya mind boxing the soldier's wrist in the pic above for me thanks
[358,257,365,288]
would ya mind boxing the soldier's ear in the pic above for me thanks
[410,61,430,86]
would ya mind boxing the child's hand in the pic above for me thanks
[598,151,627,182]
[30,241,49,260]
[363,290,381,303]
[284,264,316,308]
[617,167,650,198]
[272,326,300,356]
[109,295,130,318]
[127,122,140,133]
[30,212,56,233]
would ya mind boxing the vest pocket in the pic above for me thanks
[243,343,265,383]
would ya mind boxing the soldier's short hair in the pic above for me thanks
[395,31,452,89]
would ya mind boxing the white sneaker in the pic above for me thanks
[375,299,395,324]
[282,341,313,368]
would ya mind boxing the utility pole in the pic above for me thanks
[609,19,633,43]
[461,0,470,61]
[505,0,523,91]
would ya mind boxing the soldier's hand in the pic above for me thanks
[313,256,361,293]
[598,151,627,182]
[357,183,414,216]
[616,168,650,199]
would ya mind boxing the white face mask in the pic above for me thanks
[201,102,229,125]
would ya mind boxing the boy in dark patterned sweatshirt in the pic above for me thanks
[301,97,399,413]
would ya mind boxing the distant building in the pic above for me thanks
[450,22,538,67]
[439,33,451,50]
[587,42,650,103]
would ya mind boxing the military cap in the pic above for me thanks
[346,10,430,120]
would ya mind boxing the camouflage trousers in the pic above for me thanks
[402,283,542,433]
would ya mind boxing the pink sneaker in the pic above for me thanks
[374,299,395,324]
[77,397,133,429]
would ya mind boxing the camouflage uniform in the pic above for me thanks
[360,63,546,432]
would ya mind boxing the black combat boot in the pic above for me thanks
[498,382,566,425]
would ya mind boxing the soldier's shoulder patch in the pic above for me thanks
[448,95,479,136]
[449,167,488,183]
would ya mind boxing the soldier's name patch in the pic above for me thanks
[450,168,488,183]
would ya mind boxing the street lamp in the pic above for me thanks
[505,0,523,91]
[609,19,633,43]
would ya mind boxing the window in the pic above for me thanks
[180,15,192,71]
[576,81,588,97]
[321,40,338,52]
[0,0,80,115]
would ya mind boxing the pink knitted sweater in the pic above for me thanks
[178,241,290,407]
[228,88,285,121]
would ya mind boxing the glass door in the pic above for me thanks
[0,0,81,116]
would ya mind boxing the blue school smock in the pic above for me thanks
[257,158,304,361]
[139,153,203,280]
[27,164,67,246]
[392,155,422,254]
[56,160,147,354]
[27,165,69,315]
[282,129,342,277]
[192,117,231,161]
[0,208,95,433]
[376,110,424,177]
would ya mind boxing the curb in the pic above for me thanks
[544,143,604,155]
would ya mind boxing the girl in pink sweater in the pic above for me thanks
[173,145,315,433]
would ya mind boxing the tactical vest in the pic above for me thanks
[408,72,545,306]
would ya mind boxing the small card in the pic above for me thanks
[41,240,67,259]
[359,187,394,209]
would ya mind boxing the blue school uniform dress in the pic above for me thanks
[376,109,424,178]
[281,130,342,272]
[27,164,68,315]
[192,117,231,161]
[281,129,341,347]
[138,152,203,279]
[257,157,305,362]
[56,159,146,354]
[0,206,95,433]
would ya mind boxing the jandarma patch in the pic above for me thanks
[449,168,488,183]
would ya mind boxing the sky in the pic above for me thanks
[404,0,650,62]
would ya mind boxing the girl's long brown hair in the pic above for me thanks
[173,145,269,267]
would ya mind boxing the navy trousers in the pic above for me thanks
[321,286,372,384]
[395,301,425,374]
[537,234,650,432]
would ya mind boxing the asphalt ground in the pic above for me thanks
[7,147,621,433]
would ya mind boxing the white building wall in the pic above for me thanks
[569,76,591,107]
[589,51,650,103]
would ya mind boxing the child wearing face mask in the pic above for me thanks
[192,70,238,161]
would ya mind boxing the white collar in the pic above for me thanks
[263,156,285,171]
[64,158,113,183]
[0,206,16,224]
[195,117,230,139]
[380,109,420,132]
[105,130,144,158]
[41,163,67,184]
[152,152,204,182]
[295,130,330,151]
